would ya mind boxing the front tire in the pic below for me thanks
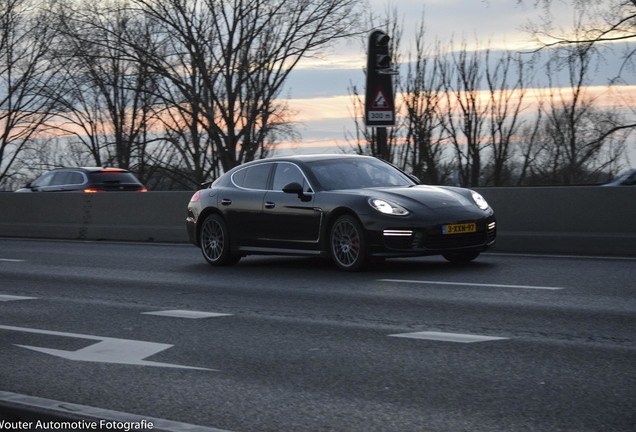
[329,215,366,271]
[199,214,240,266]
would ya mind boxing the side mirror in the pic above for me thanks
[282,182,311,201]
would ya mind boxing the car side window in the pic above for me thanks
[231,169,247,187]
[31,172,55,188]
[272,163,311,192]
[67,171,85,185]
[50,171,85,186]
[232,164,272,190]
[51,171,72,186]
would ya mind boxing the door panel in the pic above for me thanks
[261,163,322,248]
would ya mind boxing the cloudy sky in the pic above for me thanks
[278,0,633,156]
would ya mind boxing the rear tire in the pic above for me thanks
[443,251,480,263]
[329,215,366,271]
[199,214,240,266]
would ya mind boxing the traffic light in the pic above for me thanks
[372,31,392,73]
[365,30,396,127]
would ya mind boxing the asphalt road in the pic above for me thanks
[0,238,635,432]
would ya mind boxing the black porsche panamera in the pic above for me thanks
[186,154,496,271]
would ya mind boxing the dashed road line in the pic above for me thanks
[379,279,564,290]
[142,310,232,319]
[389,331,508,343]
[0,295,38,302]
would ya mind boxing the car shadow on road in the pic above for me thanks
[185,254,497,276]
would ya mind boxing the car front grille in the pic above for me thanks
[383,221,496,251]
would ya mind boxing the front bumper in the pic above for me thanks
[364,215,496,257]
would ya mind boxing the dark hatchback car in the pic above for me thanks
[15,167,147,193]
[187,154,496,271]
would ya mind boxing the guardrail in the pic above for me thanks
[0,187,634,256]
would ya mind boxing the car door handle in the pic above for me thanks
[221,198,232,206]
[264,201,275,209]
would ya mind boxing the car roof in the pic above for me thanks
[49,167,131,173]
[243,154,376,165]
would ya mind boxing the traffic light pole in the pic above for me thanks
[364,30,396,162]
[376,127,388,161]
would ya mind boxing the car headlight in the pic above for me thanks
[369,198,410,216]
[471,192,489,210]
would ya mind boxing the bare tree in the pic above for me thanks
[484,50,532,186]
[42,0,163,185]
[438,42,490,187]
[522,0,636,50]
[521,0,636,164]
[399,22,450,185]
[531,42,629,184]
[345,84,374,156]
[0,0,58,189]
[514,102,546,185]
[125,0,365,182]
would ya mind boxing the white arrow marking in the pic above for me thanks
[0,324,215,371]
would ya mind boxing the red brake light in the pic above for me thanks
[84,188,99,193]
[140,187,148,192]
[190,191,201,202]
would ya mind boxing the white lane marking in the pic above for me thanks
[0,324,215,371]
[0,258,24,262]
[389,331,508,343]
[0,390,232,432]
[142,310,232,319]
[487,252,636,261]
[0,295,37,302]
[379,279,564,290]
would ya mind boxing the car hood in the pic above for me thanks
[348,185,477,210]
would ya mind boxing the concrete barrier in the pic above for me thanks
[0,187,634,256]
[0,192,193,243]
[475,186,636,256]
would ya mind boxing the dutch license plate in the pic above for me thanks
[442,222,477,235]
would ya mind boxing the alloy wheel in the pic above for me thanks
[201,216,225,263]
[331,216,365,271]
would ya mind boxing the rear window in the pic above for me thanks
[88,172,141,184]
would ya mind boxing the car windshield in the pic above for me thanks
[307,158,415,191]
